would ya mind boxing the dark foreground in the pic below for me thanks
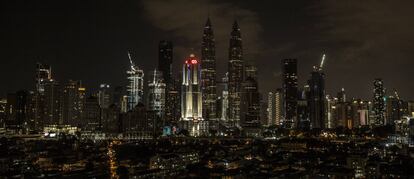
[1,135,414,178]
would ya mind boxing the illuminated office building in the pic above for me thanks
[241,63,261,134]
[220,73,229,121]
[148,69,166,122]
[180,54,207,136]
[282,59,298,128]
[98,84,112,109]
[373,79,386,126]
[228,21,244,127]
[201,17,217,121]
[307,66,325,129]
[267,89,283,126]
[35,63,52,94]
[62,80,84,126]
[127,52,144,111]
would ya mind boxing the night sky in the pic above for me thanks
[1,0,414,100]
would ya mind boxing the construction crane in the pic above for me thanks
[128,51,136,71]
[313,53,326,71]
[319,53,326,70]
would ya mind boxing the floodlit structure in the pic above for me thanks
[126,52,144,111]
[180,54,207,136]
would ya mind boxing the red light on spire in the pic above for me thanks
[191,59,198,64]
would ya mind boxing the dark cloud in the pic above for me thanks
[141,0,264,77]
[1,0,414,101]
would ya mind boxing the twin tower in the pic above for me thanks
[180,18,244,136]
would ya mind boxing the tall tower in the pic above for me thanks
[34,63,52,130]
[282,59,298,128]
[267,89,283,126]
[307,65,326,129]
[147,69,166,123]
[158,41,173,84]
[35,63,52,94]
[241,63,261,134]
[180,54,206,136]
[228,20,243,127]
[127,52,144,111]
[373,78,385,126]
[201,17,217,121]
[98,84,112,109]
[62,80,84,126]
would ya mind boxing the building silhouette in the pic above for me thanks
[228,21,244,127]
[282,59,298,128]
[201,17,217,121]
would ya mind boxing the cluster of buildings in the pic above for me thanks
[1,17,414,140]
[266,59,414,141]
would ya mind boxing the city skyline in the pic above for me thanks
[2,1,414,178]
[1,0,414,100]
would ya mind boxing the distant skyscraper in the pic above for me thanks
[83,95,100,131]
[35,63,52,94]
[6,90,29,131]
[158,40,173,83]
[43,79,62,125]
[307,66,326,129]
[62,80,84,126]
[220,73,229,121]
[201,17,217,120]
[336,101,354,129]
[325,95,336,129]
[298,87,309,129]
[373,79,386,126]
[166,78,181,124]
[267,89,283,126]
[147,69,166,123]
[386,92,408,125]
[228,20,244,127]
[241,63,261,133]
[282,59,298,128]
[98,84,112,109]
[127,52,144,111]
[180,54,206,136]
[34,62,53,130]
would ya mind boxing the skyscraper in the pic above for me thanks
[127,52,144,111]
[43,79,62,125]
[98,84,112,109]
[201,17,217,121]
[307,66,326,129]
[220,73,229,121]
[373,78,386,126]
[241,63,261,135]
[282,59,298,128]
[267,89,283,126]
[180,54,206,136]
[158,40,173,84]
[62,80,84,126]
[34,62,53,130]
[147,69,166,123]
[298,87,309,129]
[386,92,408,125]
[228,20,243,127]
[159,41,180,124]
[6,90,29,131]
[325,95,336,129]
[35,63,52,94]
